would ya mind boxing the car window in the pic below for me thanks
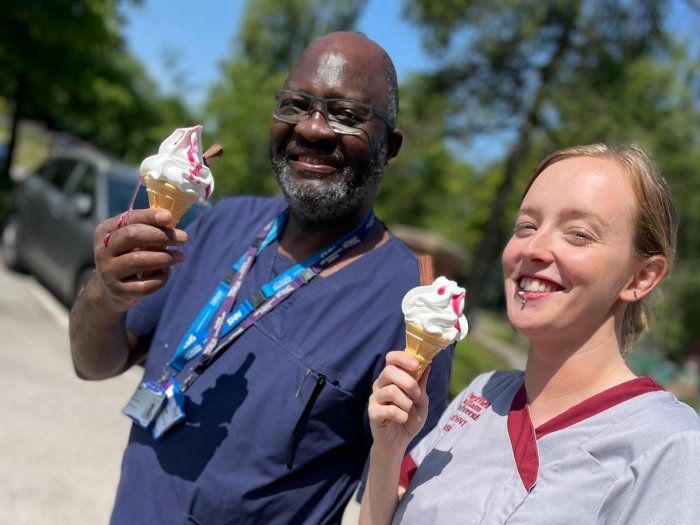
[63,162,100,218]
[50,159,80,191]
[71,163,98,199]
[107,175,149,216]
[35,158,58,181]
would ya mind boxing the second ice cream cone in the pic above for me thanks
[405,322,450,380]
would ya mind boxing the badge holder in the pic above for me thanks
[152,381,186,441]
[121,381,167,429]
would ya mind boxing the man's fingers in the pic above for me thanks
[105,248,184,282]
[97,209,186,247]
[97,221,187,257]
[100,208,172,232]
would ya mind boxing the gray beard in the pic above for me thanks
[272,142,387,225]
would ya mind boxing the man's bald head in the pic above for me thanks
[286,31,398,126]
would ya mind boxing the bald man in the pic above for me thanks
[70,32,453,524]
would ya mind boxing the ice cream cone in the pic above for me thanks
[404,321,451,380]
[143,175,198,227]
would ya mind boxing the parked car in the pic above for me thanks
[2,146,208,305]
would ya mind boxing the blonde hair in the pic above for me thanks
[524,144,679,352]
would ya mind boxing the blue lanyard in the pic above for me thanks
[165,209,376,385]
[167,211,287,372]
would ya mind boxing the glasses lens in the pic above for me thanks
[274,90,368,135]
[326,102,371,134]
[275,92,311,122]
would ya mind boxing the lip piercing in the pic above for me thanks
[520,297,527,305]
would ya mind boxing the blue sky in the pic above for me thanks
[121,0,431,109]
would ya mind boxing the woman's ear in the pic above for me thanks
[621,255,668,303]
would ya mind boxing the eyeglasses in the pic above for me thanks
[273,88,393,135]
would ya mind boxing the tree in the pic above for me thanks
[0,0,193,206]
[0,1,122,181]
[400,0,682,311]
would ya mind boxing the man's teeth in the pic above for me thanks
[519,277,557,293]
[298,155,331,166]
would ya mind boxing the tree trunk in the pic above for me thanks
[1,74,25,191]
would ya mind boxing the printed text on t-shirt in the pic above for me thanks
[443,392,491,432]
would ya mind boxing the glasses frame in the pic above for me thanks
[273,88,394,135]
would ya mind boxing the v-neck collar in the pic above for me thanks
[507,376,663,491]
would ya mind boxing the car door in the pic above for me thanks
[21,157,81,279]
[41,159,101,302]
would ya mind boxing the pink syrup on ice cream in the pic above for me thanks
[402,276,469,342]
[140,125,215,200]
[437,284,467,334]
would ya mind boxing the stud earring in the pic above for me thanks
[633,290,639,302]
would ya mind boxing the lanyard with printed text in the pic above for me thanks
[166,211,286,373]
[177,210,376,391]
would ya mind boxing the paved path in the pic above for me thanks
[0,263,141,525]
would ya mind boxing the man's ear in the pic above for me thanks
[384,128,403,165]
[621,255,668,303]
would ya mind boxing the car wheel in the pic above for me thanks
[73,266,95,304]
[2,215,26,272]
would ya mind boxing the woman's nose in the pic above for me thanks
[522,231,554,263]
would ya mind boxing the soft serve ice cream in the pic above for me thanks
[401,276,469,379]
[140,125,215,226]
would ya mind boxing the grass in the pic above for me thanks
[1,118,53,174]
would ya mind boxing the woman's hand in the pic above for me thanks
[368,350,431,453]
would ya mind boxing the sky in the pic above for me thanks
[121,0,431,110]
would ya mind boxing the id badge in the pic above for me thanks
[122,381,166,428]
[152,381,186,441]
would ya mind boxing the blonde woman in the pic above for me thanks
[361,144,700,524]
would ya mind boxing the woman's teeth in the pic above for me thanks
[519,277,557,293]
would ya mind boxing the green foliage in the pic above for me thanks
[0,0,192,166]
[377,74,477,248]
[656,263,700,360]
[449,339,510,399]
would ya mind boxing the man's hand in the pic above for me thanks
[92,208,187,312]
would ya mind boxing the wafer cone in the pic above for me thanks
[143,175,198,227]
[405,322,451,380]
